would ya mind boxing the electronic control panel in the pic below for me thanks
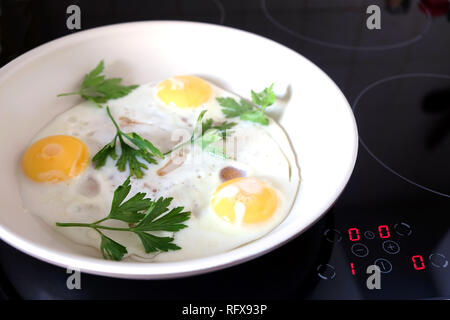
[310,221,449,299]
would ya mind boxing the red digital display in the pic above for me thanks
[378,225,391,238]
[348,228,360,241]
[350,262,355,275]
[412,255,426,270]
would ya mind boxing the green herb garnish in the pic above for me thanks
[57,60,138,107]
[92,106,164,178]
[56,177,190,261]
[216,84,276,125]
[164,110,236,158]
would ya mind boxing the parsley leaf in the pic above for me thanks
[56,177,191,261]
[201,118,214,136]
[99,232,128,261]
[251,84,276,109]
[123,132,164,158]
[92,106,163,178]
[240,111,268,125]
[91,139,117,168]
[135,232,181,253]
[135,196,172,224]
[194,111,236,157]
[134,198,190,232]
[106,176,151,223]
[199,129,222,149]
[201,116,236,139]
[57,60,138,107]
[165,110,236,159]
[217,84,276,125]
[115,142,156,178]
[216,97,254,118]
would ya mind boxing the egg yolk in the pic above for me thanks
[156,75,212,108]
[211,177,278,224]
[22,135,89,183]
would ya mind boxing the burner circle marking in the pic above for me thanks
[261,0,432,51]
[352,73,450,198]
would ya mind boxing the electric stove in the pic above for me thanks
[0,0,449,300]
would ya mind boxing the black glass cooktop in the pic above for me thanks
[1,0,449,300]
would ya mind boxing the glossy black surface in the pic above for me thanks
[0,0,449,299]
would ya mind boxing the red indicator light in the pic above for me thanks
[378,225,391,238]
[348,228,360,241]
[350,262,355,275]
[412,255,426,270]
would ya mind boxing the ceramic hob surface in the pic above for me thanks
[0,0,449,300]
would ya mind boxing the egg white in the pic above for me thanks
[18,80,300,262]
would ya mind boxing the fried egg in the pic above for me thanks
[18,75,300,262]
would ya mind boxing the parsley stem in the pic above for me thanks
[93,228,104,236]
[163,141,190,156]
[106,106,122,133]
[93,217,109,225]
[57,91,80,97]
[164,133,208,155]
[55,222,133,232]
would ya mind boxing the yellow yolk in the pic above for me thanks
[211,177,278,224]
[156,75,212,108]
[22,135,89,183]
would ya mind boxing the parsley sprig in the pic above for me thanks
[164,110,236,159]
[56,177,190,261]
[92,106,164,178]
[57,60,138,107]
[216,84,276,125]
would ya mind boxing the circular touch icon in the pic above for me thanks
[374,258,393,274]
[394,222,412,237]
[429,253,448,269]
[323,229,342,243]
[382,240,400,255]
[317,264,336,280]
[364,231,375,240]
[351,243,369,258]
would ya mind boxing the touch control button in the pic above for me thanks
[374,258,393,274]
[394,222,412,237]
[429,253,448,269]
[364,231,375,240]
[351,243,369,257]
[323,229,342,243]
[317,264,336,280]
[382,240,400,255]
